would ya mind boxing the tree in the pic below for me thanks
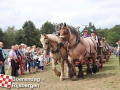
[0,28,4,42]
[82,22,97,34]
[15,29,27,45]
[106,31,120,47]
[22,20,41,47]
[40,21,55,34]
[3,26,16,48]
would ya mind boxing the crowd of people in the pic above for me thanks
[0,42,51,77]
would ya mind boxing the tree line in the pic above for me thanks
[0,21,120,48]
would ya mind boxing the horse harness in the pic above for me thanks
[44,37,68,60]
[64,28,80,49]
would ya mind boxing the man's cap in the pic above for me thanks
[83,30,88,32]
[91,30,96,34]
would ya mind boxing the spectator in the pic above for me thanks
[28,51,35,74]
[21,43,27,71]
[15,45,21,76]
[6,50,10,57]
[44,54,50,66]
[0,42,6,74]
[26,52,30,72]
[117,40,120,56]
[19,45,25,75]
[25,47,31,72]
[9,45,18,77]
[33,53,39,72]
[38,54,45,71]
[31,45,36,57]
[6,56,11,74]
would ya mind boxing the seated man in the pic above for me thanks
[100,38,109,57]
[91,31,100,46]
[82,30,90,38]
[100,38,106,47]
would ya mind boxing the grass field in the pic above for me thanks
[1,54,120,90]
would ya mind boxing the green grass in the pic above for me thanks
[1,55,120,90]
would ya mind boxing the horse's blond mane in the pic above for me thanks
[47,34,58,42]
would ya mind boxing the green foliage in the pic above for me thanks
[22,21,41,47]
[40,21,55,34]
[106,25,120,46]
[82,22,97,34]
[15,29,27,45]
[0,28,4,42]
[2,26,16,48]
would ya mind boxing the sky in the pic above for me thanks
[0,0,120,31]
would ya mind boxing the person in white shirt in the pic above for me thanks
[91,31,98,43]
[38,54,45,71]
[117,40,120,55]
[6,56,11,74]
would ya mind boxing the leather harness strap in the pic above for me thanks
[68,32,80,49]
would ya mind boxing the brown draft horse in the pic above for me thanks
[40,34,73,80]
[58,23,98,79]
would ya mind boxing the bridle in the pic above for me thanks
[44,38,60,54]
[43,38,51,54]
[58,27,80,49]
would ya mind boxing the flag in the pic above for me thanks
[0,74,12,88]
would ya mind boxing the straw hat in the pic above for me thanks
[21,43,25,45]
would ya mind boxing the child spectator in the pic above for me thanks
[33,53,39,72]
[6,56,11,74]
[28,51,35,74]
[38,54,45,71]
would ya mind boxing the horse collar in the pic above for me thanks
[68,34,80,49]
[51,44,60,53]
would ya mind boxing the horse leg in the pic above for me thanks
[86,57,92,75]
[70,63,77,81]
[92,53,98,74]
[78,63,84,79]
[60,59,65,81]
[65,59,70,78]
[92,59,98,74]
[52,58,61,77]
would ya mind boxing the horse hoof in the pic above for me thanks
[60,78,64,81]
[58,72,61,77]
[66,73,70,78]
[71,76,77,81]
[60,77,66,81]
[56,72,61,77]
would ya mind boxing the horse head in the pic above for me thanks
[40,34,51,55]
[58,23,70,46]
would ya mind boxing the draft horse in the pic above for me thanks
[58,23,98,80]
[40,34,73,80]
